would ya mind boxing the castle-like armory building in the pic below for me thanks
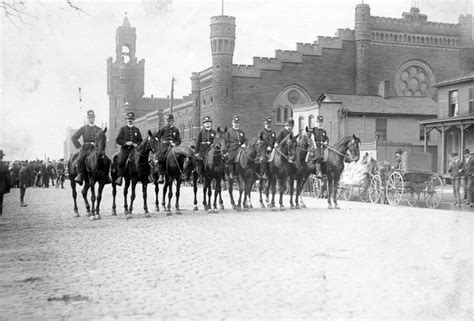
[106,3,473,157]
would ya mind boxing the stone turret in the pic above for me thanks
[355,3,371,95]
[191,72,201,142]
[459,14,474,71]
[210,15,235,128]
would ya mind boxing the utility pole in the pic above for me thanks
[169,76,176,114]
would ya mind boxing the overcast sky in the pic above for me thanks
[0,0,471,160]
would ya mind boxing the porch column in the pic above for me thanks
[441,125,445,174]
[423,126,428,152]
[460,122,464,157]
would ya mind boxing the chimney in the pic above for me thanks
[378,80,390,99]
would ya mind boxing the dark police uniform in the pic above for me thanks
[71,110,102,184]
[154,114,181,183]
[56,160,65,188]
[116,112,143,179]
[312,115,329,178]
[195,116,216,180]
[225,116,247,180]
[276,127,293,145]
[0,150,11,215]
[257,117,276,179]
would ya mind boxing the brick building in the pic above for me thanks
[107,4,473,156]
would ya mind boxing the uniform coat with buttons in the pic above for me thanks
[116,125,143,173]
[313,127,329,159]
[226,128,247,163]
[258,128,276,161]
[154,125,181,160]
[276,127,293,145]
[196,128,217,159]
[71,124,103,172]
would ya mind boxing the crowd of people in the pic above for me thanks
[0,150,67,214]
[448,148,474,208]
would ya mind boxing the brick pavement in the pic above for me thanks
[0,185,472,319]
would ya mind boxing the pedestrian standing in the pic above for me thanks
[462,148,470,200]
[447,152,463,208]
[19,161,29,207]
[0,150,11,216]
[462,151,474,206]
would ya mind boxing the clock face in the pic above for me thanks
[287,89,300,104]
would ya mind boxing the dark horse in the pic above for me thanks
[324,135,361,209]
[111,130,157,219]
[199,127,228,212]
[160,146,195,215]
[290,128,316,209]
[227,137,261,211]
[265,133,298,210]
[68,127,110,220]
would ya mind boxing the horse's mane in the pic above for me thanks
[333,136,354,152]
[171,146,194,158]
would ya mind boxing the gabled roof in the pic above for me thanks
[122,16,131,28]
[434,71,474,87]
[318,93,437,116]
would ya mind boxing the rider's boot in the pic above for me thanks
[115,176,123,186]
[196,160,203,184]
[74,172,83,186]
[316,162,322,179]
[261,163,268,180]
[157,163,164,184]
[228,164,235,180]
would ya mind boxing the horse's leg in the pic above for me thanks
[129,180,137,214]
[270,176,276,208]
[279,176,286,210]
[81,180,91,216]
[162,179,168,211]
[218,178,225,210]
[193,172,199,211]
[334,175,341,209]
[70,179,79,217]
[236,176,244,211]
[167,179,173,213]
[154,181,160,212]
[175,179,181,214]
[327,176,334,209]
[289,175,295,209]
[90,180,97,220]
[123,178,129,214]
[112,182,117,216]
[202,178,208,210]
[143,181,150,217]
[228,177,236,210]
[96,182,105,219]
[258,178,265,208]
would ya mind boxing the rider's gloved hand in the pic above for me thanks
[171,142,176,147]
[125,141,133,146]
[133,143,138,148]
[266,146,272,152]
[241,144,246,148]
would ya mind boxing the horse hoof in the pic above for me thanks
[166,212,172,216]
[335,205,341,209]
[243,207,249,212]
[145,213,151,218]
[89,215,95,221]
[328,205,334,209]
[95,214,101,220]
[290,204,295,209]
[74,213,80,218]
[280,206,286,211]
[111,212,117,216]
[155,207,160,212]
[260,203,266,209]
[193,206,198,211]
[232,205,237,210]
[249,205,253,209]
[235,206,241,212]
[126,214,132,219]
[176,211,182,215]
[295,205,300,209]
[300,203,307,209]
[220,205,224,210]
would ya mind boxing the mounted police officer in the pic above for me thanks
[154,114,181,184]
[225,115,247,180]
[257,117,276,180]
[71,110,103,185]
[115,111,143,186]
[276,118,294,145]
[312,115,329,179]
[195,116,216,182]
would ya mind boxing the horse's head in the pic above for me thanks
[94,127,107,156]
[278,133,298,164]
[182,151,196,181]
[256,133,270,162]
[136,130,157,157]
[213,127,228,159]
[345,134,361,163]
[360,152,375,166]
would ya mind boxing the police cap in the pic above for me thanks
[232,115,240,123]
[87,110,95,118]
[126,112,135,120]
[264,117,272,125]
[203,116,212,124]
[166,114,174,121]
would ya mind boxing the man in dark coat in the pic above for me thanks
[195,116,216,180]
[448,152,463,207]
[71,110,103,185]
[257,117,276,180]
[225,115,247,180]
[0,150,11,215]
[19,161,30,207]
[56,159,66,189]
[115,112,143,186]
[312,115,329,178]
[154,114,181,184]
[462,150,474,206]
[276,118,294,144]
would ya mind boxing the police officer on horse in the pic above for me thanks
[115,111,143,186]
[257,117,276,180]
[312,115,329,179]
[154,114,181,184]
[225,115,248,180]
[71,110,104,185]
[195,116,216,182]
[276,118,294,146]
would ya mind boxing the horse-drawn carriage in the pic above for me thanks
[368,151,443,208]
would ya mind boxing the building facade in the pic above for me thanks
[420,72,474,173]
[107,4,473,157]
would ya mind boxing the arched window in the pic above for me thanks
[276,107,282,123]
[308,115,314,128]
[283,107,289,122]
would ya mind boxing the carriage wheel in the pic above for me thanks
[340,184,353,201]
[358,185,370,202]
[369,174,382,204]
[313,179,324,198]
[407,189,420,207]
[386,171,404,206]
[425,174,443,208]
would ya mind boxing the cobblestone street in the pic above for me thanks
[0,185,472,319]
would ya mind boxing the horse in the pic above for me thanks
[266,133,298,210]
[111,130,156,219]
[68,127,110,219]
[199,127,228,212]
[290,128,316,209]
[227,137,260,211]
[325,135,361,209]
[160,146,195,215]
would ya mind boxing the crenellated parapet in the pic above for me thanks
[371,15,460,37]
[232,64,261,78]
[252,57,282,70]
[336,28,355,41]
[275,50,303,63]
